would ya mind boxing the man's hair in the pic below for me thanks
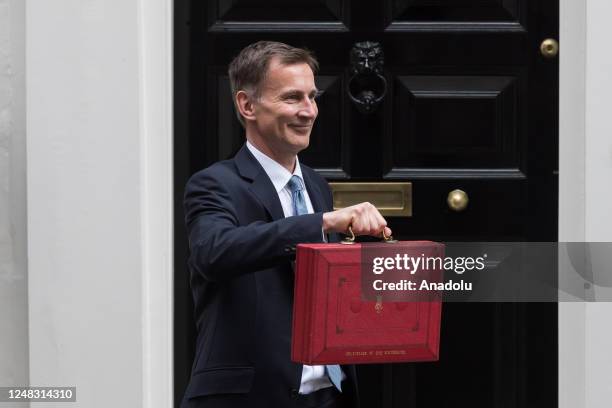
[228,41,319,126]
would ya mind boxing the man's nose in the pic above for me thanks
[298,98,317,118]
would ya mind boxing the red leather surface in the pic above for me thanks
[291,242,443,365]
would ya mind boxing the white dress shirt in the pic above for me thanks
[246,141,345,394]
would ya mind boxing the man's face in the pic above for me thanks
[249,59,318,157]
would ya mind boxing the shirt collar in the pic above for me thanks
[246,141,304,193]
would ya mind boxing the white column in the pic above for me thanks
[26,0,173,407]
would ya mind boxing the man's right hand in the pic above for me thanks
[322,202,392,238]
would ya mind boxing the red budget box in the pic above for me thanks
[291,241,444,365]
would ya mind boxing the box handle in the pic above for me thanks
[340,225,397,245]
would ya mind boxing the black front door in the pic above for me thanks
[174,1,558,406]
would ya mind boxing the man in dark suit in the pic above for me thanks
[182,41,391,408]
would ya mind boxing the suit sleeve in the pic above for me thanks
[184,169,325,282]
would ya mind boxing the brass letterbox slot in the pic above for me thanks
[329,182,412,217]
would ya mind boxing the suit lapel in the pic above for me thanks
[234,145,285,221]
[250,174,285,221]
[302,168,326,213]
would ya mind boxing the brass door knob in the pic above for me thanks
[447,189,469,212]
[540,38,559,58]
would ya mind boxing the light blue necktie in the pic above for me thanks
[286,175,343,392]
[287,175,309,217]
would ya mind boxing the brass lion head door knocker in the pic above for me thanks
[347,41,387,114]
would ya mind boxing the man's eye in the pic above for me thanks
[284,94,301,102]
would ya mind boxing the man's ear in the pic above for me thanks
[235,90,257,123]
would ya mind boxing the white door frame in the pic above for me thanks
[139,0,174,406]
[559,1,612,408]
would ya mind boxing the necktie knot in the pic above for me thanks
[287,175,303,194]
[287,175,308,216]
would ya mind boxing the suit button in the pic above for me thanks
[290,388,299,399]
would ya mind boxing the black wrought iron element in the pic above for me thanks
[347,41,387,114]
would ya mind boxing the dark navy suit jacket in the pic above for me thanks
[181,145,359,408]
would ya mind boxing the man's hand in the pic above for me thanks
[322,202,392,238]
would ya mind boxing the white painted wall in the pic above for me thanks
[0,1,29,406]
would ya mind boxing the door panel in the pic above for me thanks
[390,74,522,171]
[385,0,525,28]
[208,0,350,31]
